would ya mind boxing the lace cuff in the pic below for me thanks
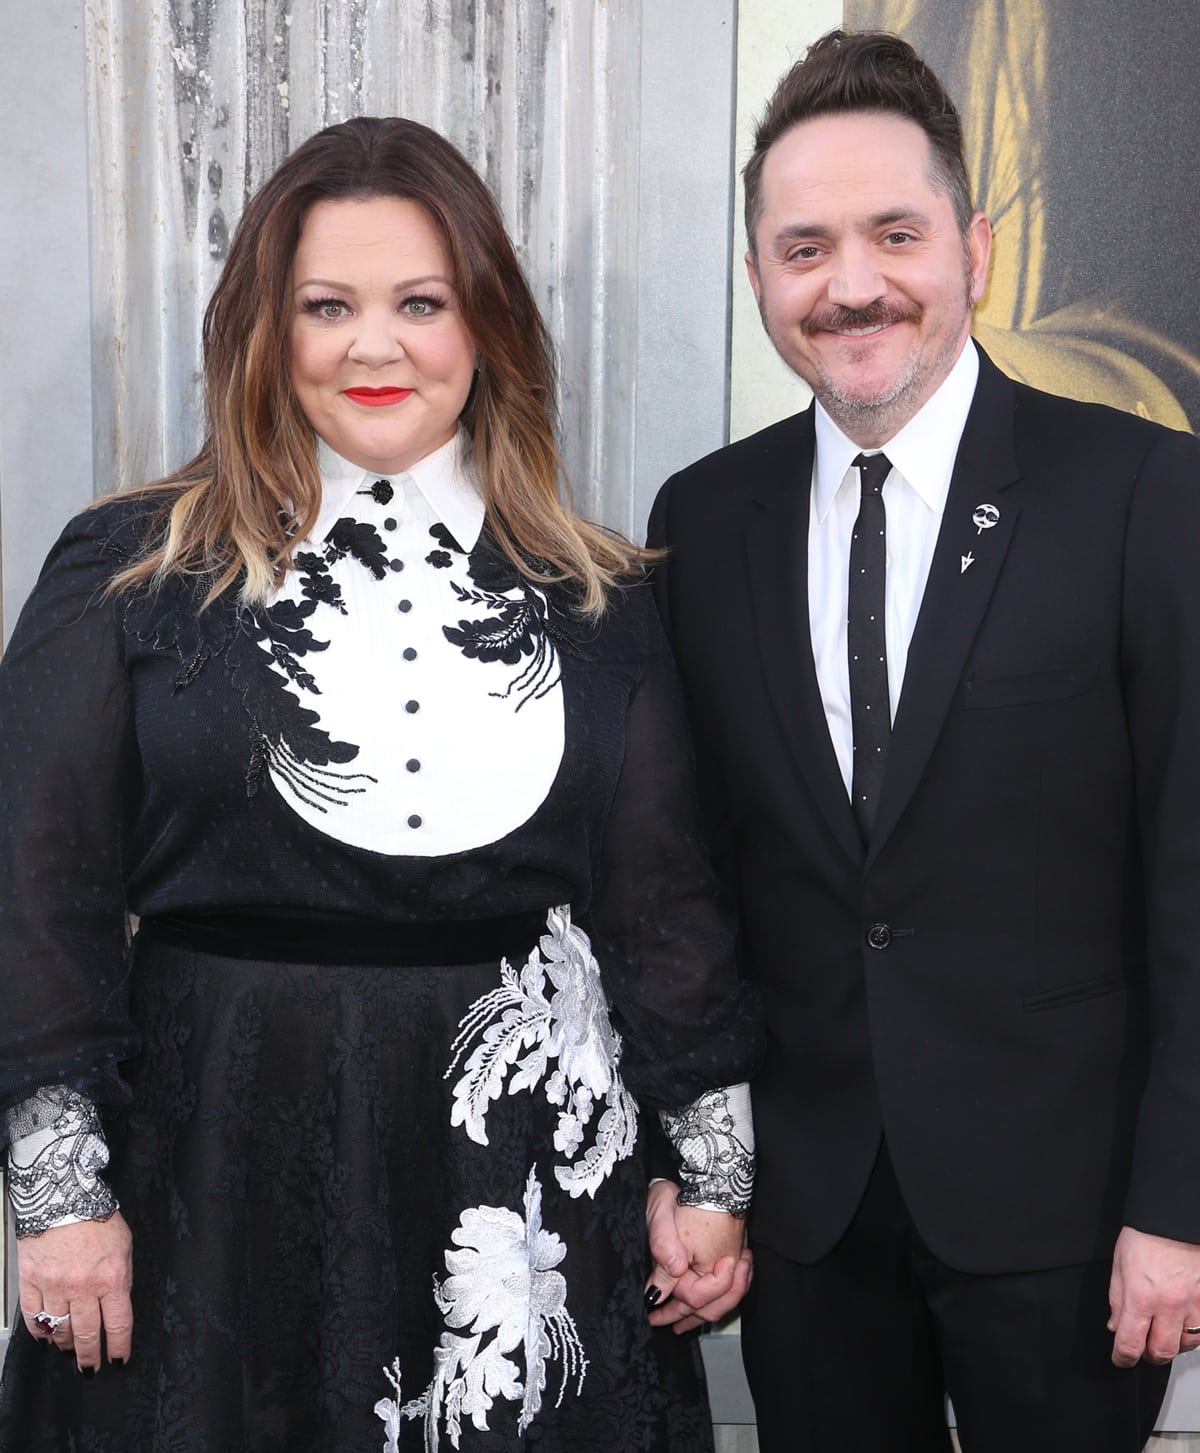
[5,1086,119,1238]
[659,1082,755,1217]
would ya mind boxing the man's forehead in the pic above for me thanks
[761,110,937,195]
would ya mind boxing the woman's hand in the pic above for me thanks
[644,1180,753,1334]
[17,1212,133,1371]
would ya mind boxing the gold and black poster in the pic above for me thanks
[849,0,1200,430]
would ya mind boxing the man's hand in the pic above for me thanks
[18,1213,134,1372]
[1109,1224,1200,1366]
[644,1179,752,1334]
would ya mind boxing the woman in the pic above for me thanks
[0,118,758,1451]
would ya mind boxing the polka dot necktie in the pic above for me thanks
[848,452,892,842]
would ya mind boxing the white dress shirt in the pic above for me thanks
[808,340,980,795]
[262,430,565,856]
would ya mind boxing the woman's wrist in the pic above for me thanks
[659,1082,755,1218]
[5,1086,119,1238]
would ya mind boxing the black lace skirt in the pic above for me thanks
[0,911,715,1452]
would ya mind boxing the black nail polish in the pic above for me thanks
[78,1364,97,1378]
[644,1285,663,1307]
[111,1357,126,1369]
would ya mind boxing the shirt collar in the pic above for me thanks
[311,430,486,550]
[811,338,980,522]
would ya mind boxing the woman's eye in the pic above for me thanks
[402,295,445,318]
[303,298,348,320]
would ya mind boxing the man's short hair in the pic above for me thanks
[743,29,974,254]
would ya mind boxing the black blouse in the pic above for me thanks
[0,483,759,1133]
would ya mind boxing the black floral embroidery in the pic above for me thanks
[228,604,374,812]
[295,551,347,615]
[425,522,464,568]
[251,596,329,694]
[359,478,394,505]
[118,527,387,815]
[112,531,233,694]
[227,539,407,810]
[325,518,389,580]
[442,538,570,711]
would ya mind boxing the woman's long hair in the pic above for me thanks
[107,117,647,614]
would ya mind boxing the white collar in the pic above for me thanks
[812,339,980,522]
[311,430,486,550]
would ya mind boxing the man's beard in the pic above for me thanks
[767,272,975,436]
[806,302,926,420]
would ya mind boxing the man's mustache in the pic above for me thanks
[802,301,920,335]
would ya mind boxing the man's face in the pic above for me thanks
[747,111,991,448]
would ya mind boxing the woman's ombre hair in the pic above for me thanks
[107,116,645,614]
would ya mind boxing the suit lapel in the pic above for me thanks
[744,409,864,865]
[869,353,1022,864]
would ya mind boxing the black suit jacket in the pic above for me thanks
[648,349,1200,1274]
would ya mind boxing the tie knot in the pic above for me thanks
[853,452,891,496]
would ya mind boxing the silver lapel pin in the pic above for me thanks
[961,552,975,574]
[973,503,1000,534]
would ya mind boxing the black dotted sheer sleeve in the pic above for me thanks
[0,506,141,1142]
[588,583,762,1114]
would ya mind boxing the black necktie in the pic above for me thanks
[848,452,891,841]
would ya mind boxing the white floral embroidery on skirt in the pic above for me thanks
[376,1168,588,1451]
[445,904,638,1197]
[374,907,636,1449]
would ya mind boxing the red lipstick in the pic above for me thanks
[344,387,414,407]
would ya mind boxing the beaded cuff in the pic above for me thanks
[5,1086,119,1238]
[659,1082,755,1217]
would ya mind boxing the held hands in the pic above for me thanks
[18,1212,134,1372]
[644,1179,753,1334]
[1109,1225,1200,1366]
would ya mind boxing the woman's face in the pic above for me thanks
[289,195,477,475]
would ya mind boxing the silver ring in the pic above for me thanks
[1185,1325,1200,1336]
[33,1311,70,1334]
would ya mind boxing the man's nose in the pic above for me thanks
[825,244,886,311]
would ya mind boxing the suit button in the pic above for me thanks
[866,923,892,950]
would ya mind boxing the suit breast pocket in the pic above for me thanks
[962,662,1097,711]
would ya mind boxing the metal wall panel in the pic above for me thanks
[0,0,94,638]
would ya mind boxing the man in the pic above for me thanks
[646,28,1200,1453]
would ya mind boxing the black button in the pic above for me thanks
[405,700,420,714]
[406,759,421,773]
[389,559,405,573]
[408,814,422,829]
[403,647,417,661]
[866,923,892,950]
[384,517,397,531]
[397,599,412,613]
